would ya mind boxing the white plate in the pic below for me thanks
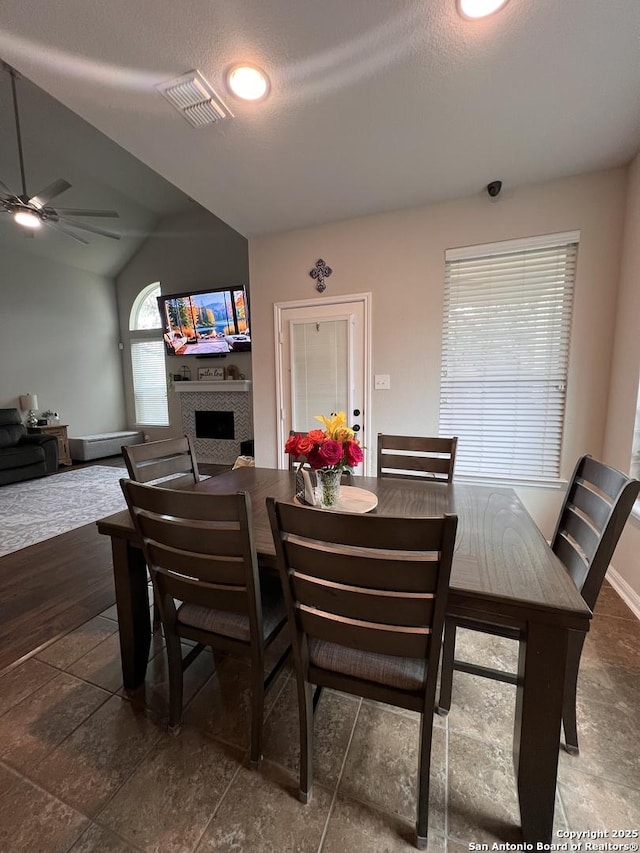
[294,485,378,514]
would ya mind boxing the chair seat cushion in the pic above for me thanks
[309,638,426,691]
[177,577,285,642]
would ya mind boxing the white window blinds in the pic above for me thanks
[440,233,578,480]
[291,319,349,431]
[131,340,169,426]
[129,283,168,428]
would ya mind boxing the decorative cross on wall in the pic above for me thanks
[309,259,333,292]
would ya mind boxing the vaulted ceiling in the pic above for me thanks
[1,0,639,244]
[0,71,195,276]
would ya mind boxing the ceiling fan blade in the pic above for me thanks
[58,217,121,240]
[46,220,90,245]
[29,179,71,207]
[54,208,119,218]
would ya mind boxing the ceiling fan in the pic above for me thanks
[0,62,120,244]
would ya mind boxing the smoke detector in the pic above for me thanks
[156,70,233,128]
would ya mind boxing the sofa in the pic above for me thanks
[0,408,59,486]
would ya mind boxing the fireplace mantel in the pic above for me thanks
[173,380,252,393]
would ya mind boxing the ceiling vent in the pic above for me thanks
[156,70,233,128]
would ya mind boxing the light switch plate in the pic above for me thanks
[374,374,391,390]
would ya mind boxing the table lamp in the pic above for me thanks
[19,393,39,428]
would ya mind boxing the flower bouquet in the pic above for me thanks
[285,412,363,507]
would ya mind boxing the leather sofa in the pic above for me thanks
[0,408,59,486]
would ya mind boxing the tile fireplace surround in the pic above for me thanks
[174,380,253,464]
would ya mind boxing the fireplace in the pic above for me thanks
[195,410,234,440]
[176,383,253,464]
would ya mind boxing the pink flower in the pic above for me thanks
[316,439,343,468]
[345,440,363,467]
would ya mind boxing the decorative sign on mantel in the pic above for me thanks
[197,366,225,380]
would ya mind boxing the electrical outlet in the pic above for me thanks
[374,374,391,390]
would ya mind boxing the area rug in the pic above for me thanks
[0,466,127,557]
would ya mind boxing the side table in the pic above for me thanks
[28,424,72,466]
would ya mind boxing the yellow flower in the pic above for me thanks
[335,427,355,441]
[314,411,348,439]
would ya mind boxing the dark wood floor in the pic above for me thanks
[0,456,231,674]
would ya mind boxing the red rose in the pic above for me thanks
[317,439,343,467]
[297,435,315,455]
[284,434,301,456]
[307,429,325,444]
[345,440,363,467]
[306,447,323,470]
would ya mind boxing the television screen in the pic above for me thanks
[158,286,250,356]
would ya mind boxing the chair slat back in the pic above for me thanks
[377,434,457,483]
[121,479,259,618]
[268,498,457,663]
[123,435,200,486]
[551,455,640,610]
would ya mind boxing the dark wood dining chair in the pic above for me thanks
[267,498,458,850]
[122,435,200,488]
[437,454,640,755]
[377,434,458,483]
[123,435,201,627]
[121,479,290,767]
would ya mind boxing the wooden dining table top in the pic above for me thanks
[97,466,591,632]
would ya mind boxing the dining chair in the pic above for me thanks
[122,435,200,488]
[267,498,458,850]
[123,435,201,627]
[437,454,640,755]
[377,434,458,483]
[121,479,290,766]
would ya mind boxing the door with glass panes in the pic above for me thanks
[275,294,370,474]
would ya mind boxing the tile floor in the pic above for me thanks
[0,583,637,852]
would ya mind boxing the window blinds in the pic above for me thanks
[131,340,169,426]
[440,235,577,480]
[291,319,349,431]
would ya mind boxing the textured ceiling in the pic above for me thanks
[1,0,639,239]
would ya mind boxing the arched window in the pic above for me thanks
[129,282,169,426]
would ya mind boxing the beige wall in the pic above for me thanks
[603,152,640,598]
[250,168,627,537]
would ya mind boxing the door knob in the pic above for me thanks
[353,409,360,417]
[352,424,361,432]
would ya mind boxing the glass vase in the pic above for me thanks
[316,468,342,508]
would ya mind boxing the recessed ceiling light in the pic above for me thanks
[457,0,510,19]
[226,64,270,102]
[14,209,41,229]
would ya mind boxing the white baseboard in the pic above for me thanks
[606,565,640,621]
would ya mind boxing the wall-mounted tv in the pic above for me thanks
[158,286,250,356]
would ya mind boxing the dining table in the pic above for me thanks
[96,465,591,844]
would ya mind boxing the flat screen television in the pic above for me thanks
[158,286,250,356]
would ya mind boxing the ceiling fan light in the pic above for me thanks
[457,0,510,19]
[226,64,270,101]
[14,209,41,229]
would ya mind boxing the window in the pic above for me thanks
[439,232,578,480]
[129,283,169,426]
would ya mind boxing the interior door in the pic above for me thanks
[275,294,371,474]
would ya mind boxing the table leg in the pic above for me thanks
[513,621,568,843]
[111,536,151,689]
